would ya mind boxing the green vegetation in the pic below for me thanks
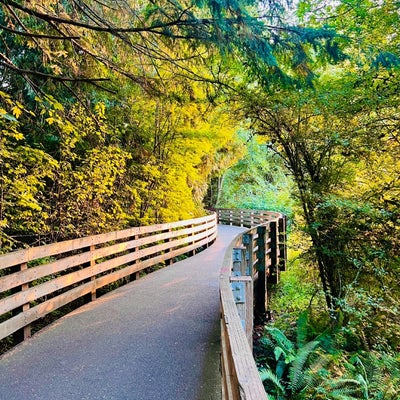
[256,312,400,399]
[0,0,247,250]
[216,132,294,216]
[1,0,399,396]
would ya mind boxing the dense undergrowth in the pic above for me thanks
[254,236,400,400]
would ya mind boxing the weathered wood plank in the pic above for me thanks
[0,280,96,340]
[230,276,253,350]
[220,280,266,399]
[0,219,217,340]
[0,218,216,291]
[220,319,240,400]
[93,234,216,292]
[0,227,217,316]
[0,214,216,270]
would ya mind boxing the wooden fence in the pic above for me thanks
[0,214,217,343]
[217,208,287,400]
[1,208,287,400]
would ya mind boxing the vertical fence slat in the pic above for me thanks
[190,224,196,256]
[255,226,267,315]
[21,262,31,340]
[168,229,174,265]
[90,245,97,301]
[278,216,287,272]
[10,262,31,343]
[269,221,279,285]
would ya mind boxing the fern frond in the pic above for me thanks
[302,366,328,393]
[330,378,363,389]
[260,336,276,351]
[259,368,285,394]
[289,340,320,393]
[326,378,364,400]
[330,394,360,400]
[354,373,368,398]
[266,327,295,353]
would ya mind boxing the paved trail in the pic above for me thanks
[0,225,246,400]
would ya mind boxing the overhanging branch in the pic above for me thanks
[0,23,80,40]
[0,58,109,83]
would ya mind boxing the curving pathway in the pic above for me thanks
[0,225,246,400]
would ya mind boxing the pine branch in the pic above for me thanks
[0,57,109,83]
[1,0,203,34]
[1,0,288,38]
[0,23,80,40]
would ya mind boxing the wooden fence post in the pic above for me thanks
[230,276,253,350]
[191,224,196,256]
[232,246,246,276]
[278,216,287,272]
[239,209,244,227]
[269,221,279,284]
[89,245,97,301]
[255,226,267,316]
[230,244,254,349]
[168,228,174,265]
[242,233,254,277]
[11,262,31,343]
[129,234,140,281]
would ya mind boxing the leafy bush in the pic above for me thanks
[256,312,400,399]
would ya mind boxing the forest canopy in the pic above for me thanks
[0,0,344,250]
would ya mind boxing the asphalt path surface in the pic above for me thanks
[0,224,246,400]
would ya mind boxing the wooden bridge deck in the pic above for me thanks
[0,225,246,400]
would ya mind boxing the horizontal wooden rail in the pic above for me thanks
[216,208,282,228]
[218,208,287,400]
[0,214,217,344]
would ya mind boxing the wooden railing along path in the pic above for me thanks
[0,209,287,400]
[0,214,217,343]
[217,208,287,400]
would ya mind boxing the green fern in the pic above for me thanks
[256,313,400,399]
[289,340,320,393]
[329,394,360,400]
[350,352,400,399]
[323,377,365,399]
[266,327,296,355]
[302,356,330,392]
[259,368,285,395]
